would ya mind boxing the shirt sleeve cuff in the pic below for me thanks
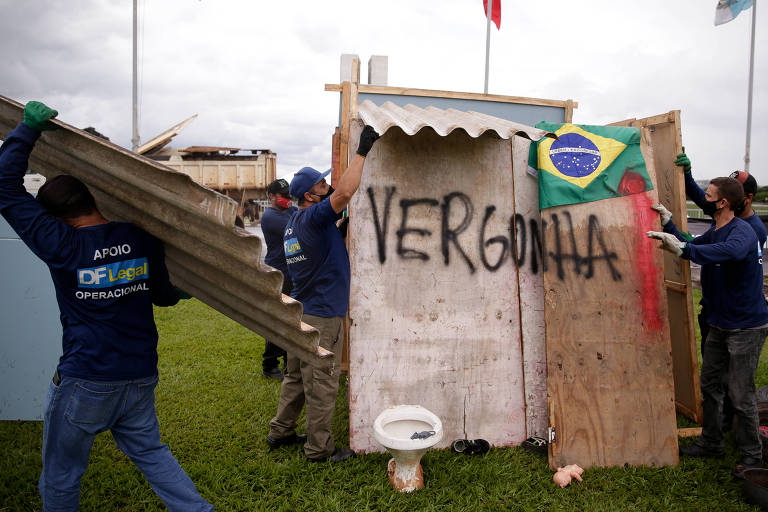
[681,243,692,260]
[13,122,43,144]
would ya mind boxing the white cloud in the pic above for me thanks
[1,0,765,183]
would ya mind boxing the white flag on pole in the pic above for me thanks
[715,0,754,26]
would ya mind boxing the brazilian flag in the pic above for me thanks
[528,122,653,210]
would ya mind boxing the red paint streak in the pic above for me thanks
[632,192,664,335]
[618,171,648,196]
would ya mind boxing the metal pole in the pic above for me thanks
[132,0,140,152]
[745,0,756,172]
[484,0,492,94]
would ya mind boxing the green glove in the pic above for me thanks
[674,152,691,174]
[23,101,58,131]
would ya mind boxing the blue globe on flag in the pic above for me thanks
[549,133,601,178]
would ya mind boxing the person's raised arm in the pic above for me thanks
[329,125,379,213]
[675,152,707,207]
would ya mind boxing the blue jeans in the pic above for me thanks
[699,325,768,461]
[39,374,213,512]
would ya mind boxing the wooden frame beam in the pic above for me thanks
[325,83,578,110]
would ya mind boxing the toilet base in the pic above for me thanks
[387,458,424,492]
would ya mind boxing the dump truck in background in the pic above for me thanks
[146,146,276,222]
[137,115,276,222]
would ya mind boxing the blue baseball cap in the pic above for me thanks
[289,166,332,200]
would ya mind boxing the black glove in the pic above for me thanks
[356,125,379,157]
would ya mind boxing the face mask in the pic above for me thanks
[276,196,292,209]
[701,198,727,217]
[315,185,334,202]
[700,200,718,217]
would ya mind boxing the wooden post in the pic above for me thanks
[339,81,351,176]
[564,99,574,123]
[338,57,359,372]
[350,57,360,120]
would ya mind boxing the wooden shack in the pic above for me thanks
[328,66,698,468]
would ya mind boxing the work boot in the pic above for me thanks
[679,441,724,459]
[307,447,356,463]
[262,367,284,381]
[732,457,763,480]
[266,433,307,450]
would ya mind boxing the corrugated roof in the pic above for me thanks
[0,95,332,370]
[357,100,556,141]
[136,114,197,155]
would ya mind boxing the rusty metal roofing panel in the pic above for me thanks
[137,114,197,155]
[357,100,556,141]
[0,95,331,370]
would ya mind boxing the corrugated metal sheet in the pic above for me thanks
[358,100,557,141]
[136,114,197,155]
[0,95,331,369]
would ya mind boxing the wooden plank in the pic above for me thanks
[339,81,353,372]
[664,280,687,293]
[564,100,575,123]
[347,121,526,453]
[325,83,578,109]
[611,112,702,423]
[678,427,702,438]
[544,131,678,468]
[612,112,676,129]
[339,81,351,175]
[350,58,360,120]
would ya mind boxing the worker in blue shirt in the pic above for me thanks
[266,125,379,463]
[649,176,768,480]
[0,102,213,511]
[258,178,297,380]
[661,153,767,432]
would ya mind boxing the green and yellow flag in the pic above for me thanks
[528,122,653,210]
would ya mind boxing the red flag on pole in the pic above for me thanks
[483,0,501,29]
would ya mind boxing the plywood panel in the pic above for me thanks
[610,112,701,423]
[511,138,548,438]
[348,122,526,453]
[544,133,679,468]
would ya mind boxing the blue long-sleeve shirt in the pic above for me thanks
[684,171,707,209]
[0,123,179,380]
[261,205,297,275]
[665,216,768,329]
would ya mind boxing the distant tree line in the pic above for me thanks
[754,186,768,203]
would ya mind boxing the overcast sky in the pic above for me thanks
[2,0,766,185]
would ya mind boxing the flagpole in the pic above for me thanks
[484,1,492,94]
[744,0,756,172]
[131,0,140,152]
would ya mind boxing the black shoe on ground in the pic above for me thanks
[732,457,763,480]
[308,447,356,463]
[266,433,307,450]
[679,442,724,459]
[262,367,284,381]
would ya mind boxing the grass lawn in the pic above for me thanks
[2,292,767,511]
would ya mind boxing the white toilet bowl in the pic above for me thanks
[373,405,443,492]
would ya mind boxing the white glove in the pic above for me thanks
[651,203,673,226]
[647,231,685,257]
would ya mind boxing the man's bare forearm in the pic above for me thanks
[329,154,365,213]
